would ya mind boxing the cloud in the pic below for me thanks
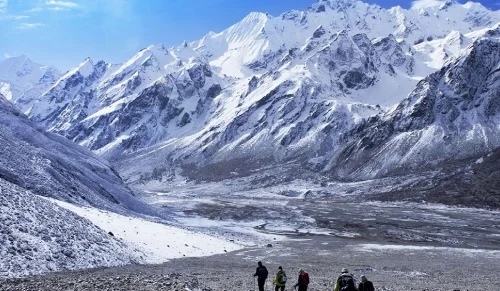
[45,0,80,9]
[17,22,46,29]
[25,0,81,13]
[4,53,12,58]
[3,14,29,19]
[0,0,7,14]
[411,0,446,9]
[0,0,30,21]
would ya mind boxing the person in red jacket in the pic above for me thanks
[358,275,375,291]
[294,269,310,291]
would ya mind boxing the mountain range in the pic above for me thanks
[1,0,500,187]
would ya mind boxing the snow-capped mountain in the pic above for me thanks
[4,0,500,183]
[27,49,224,156]
[334,24,500,180]
[0,55,60,112]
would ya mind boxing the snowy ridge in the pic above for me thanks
[192,0,499,78]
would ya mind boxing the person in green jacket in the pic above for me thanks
[273,266,287,291]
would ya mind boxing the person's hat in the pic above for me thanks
[278,266,282,270]
[341,268,349,273]
[360,275,368,282]
[299,269,304,273]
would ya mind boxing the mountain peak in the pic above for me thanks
[59,57,94,79]
[462,1,488,10]
[0,54,38,68]
[410,0,458,10]
[314,0,359,10]
[240,11,270,24]
[10,54,28,61]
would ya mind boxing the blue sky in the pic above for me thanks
[1,0,499,70]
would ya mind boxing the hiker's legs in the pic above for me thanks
[298,286,308,291]
[258,279,265,291]
[275,286,285,291]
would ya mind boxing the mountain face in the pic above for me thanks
[27,48,225,157]
[0,55,60,112]
[2,0,499,184]
[0,93,162,216]
[334,25,500,180]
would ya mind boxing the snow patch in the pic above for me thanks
[49,198,243,264]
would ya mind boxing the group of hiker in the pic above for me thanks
[253,261,375,291]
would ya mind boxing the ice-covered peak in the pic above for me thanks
[2,54,28,63]
[61,57,95,79]
[0,54,61,104]
[242,11,270,22]
[319,0,360,10]
[463,1,489,10]
[410,0,450,10]
[438,0,458,10]
[0,54,42,80]
[145,43,167,53]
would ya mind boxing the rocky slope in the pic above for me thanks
[0,93,161,216]
[0,178,143,278]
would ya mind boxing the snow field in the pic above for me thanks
[48,198,243,264]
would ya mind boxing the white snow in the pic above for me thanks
[49,198,243,264]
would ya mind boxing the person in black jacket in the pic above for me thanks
[253,261,268,291]
[358,275,375,291]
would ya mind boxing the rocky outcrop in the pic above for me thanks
[334,27,500,180]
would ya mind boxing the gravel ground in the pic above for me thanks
[2,236,500,291]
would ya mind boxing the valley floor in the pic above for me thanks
[2,178,500,290]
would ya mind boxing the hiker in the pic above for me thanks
[273,266,287,291]
[358,275,374,291]
[294,269,310,291]
[253,261,268,291]
[334,268,357,291]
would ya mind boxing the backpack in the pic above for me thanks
[301,272,309,285]
[280,274,287,284]
[259,266,268,278]
[339,275,356,291]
